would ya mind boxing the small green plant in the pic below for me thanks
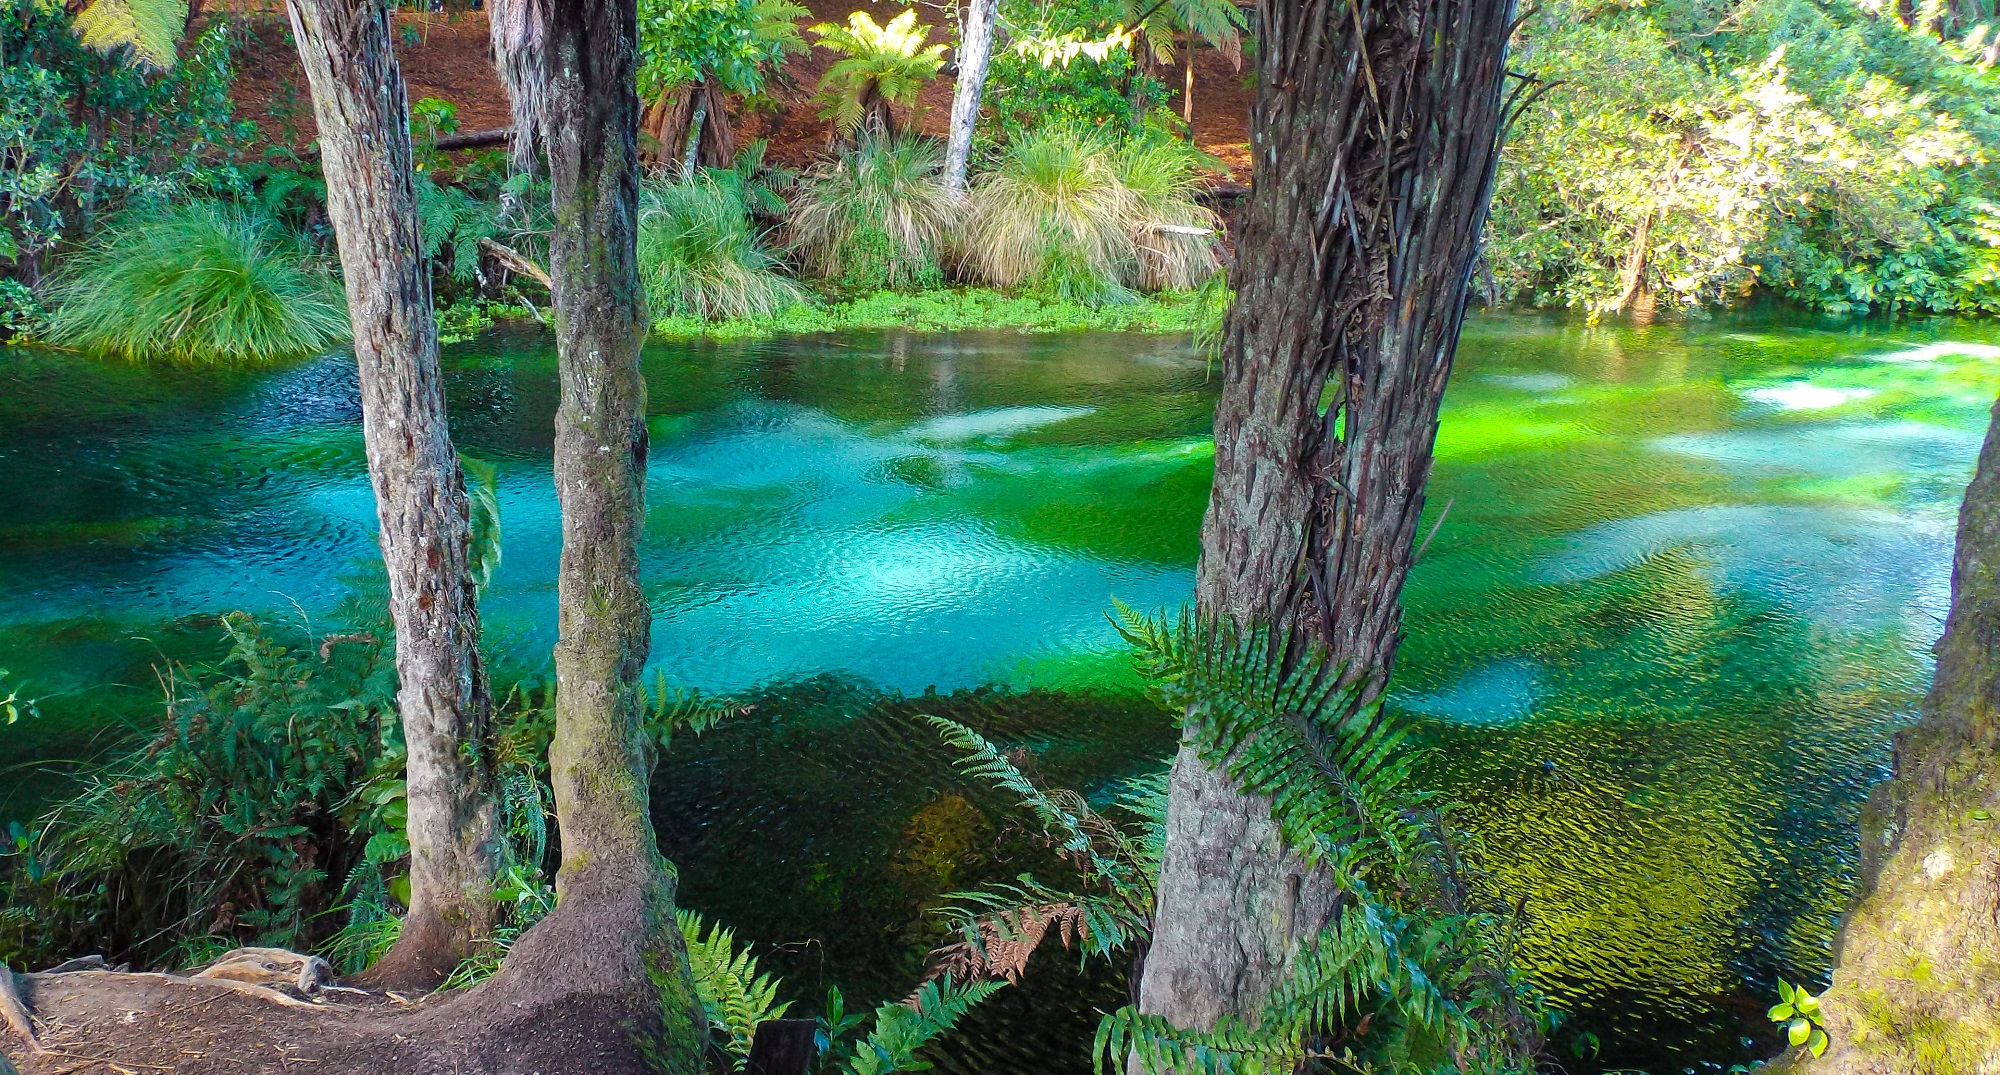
[789,135,952,293]
[807,10,945,140]
[41,201,349,364]
[1770,979,1830,1058]
[637,173,805,322]
[679,908,792,1068]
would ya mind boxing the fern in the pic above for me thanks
[69,0,187,69]
[678,909,792,1068]
[838,975,1005,1075]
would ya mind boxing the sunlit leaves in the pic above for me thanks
[68,0,187,68]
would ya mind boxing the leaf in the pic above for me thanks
[1768,1002,1795,1021]
[1809,1027,1828,1057]
[1788,1018,1811,1047]
[1795,991,1821,1017]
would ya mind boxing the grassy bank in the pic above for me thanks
[648,286,1209,339]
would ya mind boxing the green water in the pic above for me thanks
[1,313,1995,1072]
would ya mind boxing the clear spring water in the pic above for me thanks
[1,312,1995,1072]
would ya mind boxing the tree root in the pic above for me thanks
[1,964,42,1054]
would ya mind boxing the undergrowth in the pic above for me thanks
[650,286,1207,339]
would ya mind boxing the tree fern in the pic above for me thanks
[69,0,187,69]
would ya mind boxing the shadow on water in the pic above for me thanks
[2,310,1995,1072]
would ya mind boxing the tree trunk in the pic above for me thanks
[944,0,995,194]
[1182,29,1195,129]
[1136,0,1517,1032]
[1797,396,2000,1073]
[284,0,498,992]
[457,0,706,1064]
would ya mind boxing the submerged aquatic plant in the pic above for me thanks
[637,174,806,322]
[42,201,349,364]
[789,135,953,292]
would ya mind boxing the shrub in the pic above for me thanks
[41,201,349,364]
[788,135,952,292]
[962,126,1140,305]
[637,174,805,322]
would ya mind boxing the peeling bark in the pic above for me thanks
[944,0,995,195]
[1797,397,2000,1073]
[1138,0,1518,1033]
[285,0,498,992]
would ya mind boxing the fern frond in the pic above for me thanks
[69,0,186,68]
[842,974,1005,1075]
[678,908,793,1067]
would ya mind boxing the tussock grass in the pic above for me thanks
[789,135,953,292]
[637,175,806,322]
[43,201,348,364]
[1115,139,1222,293]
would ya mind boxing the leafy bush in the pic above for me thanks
[962,126,1140,305]
[789,135,952,292]
[41,201,348,364]
[638,173,806,322]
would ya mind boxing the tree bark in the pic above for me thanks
[285,0,498,992]
[459,0,706,1064]
[944,0,995,195]
[1796,396,2000,1073]
[1181,29,1195,129]
[1137,0,1518,1033]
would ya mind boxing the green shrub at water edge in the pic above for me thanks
[638,174,806,322]
[789,135,952,293]
[649,286,1208,338]
[41,202,349,364]
[962,126,1140,306]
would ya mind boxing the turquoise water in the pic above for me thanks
[1,313,1995,1072]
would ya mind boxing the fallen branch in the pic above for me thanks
[1,964,42,1053]
[478,238,553,291]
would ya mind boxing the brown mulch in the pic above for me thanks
[217,1,1254,175]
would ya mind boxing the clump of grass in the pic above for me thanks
[42,201,349,364]
[1115,138,1221,292]
[962,126,1139,305]
[637,174,806,322]
[789,135,953,292]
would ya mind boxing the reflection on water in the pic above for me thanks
[1,312,1995,1073]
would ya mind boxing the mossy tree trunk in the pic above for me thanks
[458,0,706,1064]
[1798,397,2000,1073]
[1136,0,1518,1032]
[285,0,499,991]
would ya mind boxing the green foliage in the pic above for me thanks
[41,200,349,364]
[2,14,243,273]
[1097,610,1543,1075]
[1489,0,2000,316]
[1770,979,1831,1058]
[638,171,806,322]
[788,135,952,292]
[647,284,1208,338]
[679,908,793,1068]
[808,10,946,139]
[638,0,805,99]
[821,976,1006,1075]
[962,126,1217,304]
[1,616,396,967]
[66,0,188,70]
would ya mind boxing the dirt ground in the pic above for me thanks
[218,1,1255,175]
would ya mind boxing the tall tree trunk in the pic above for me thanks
[1799,397,2000,1073]
[285,0,498,991]
[1136,0,1517,1032]
[944,0,995,194]
[458,0,706,1064]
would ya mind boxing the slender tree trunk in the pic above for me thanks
[459,0,706,1064]
[285,0,498,991]
[944,0,995,194]
[1800,397,2000,1073]
[1182,29,1195,129]
[1137,0,1517,1032]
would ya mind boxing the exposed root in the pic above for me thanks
[0,965,42,1054]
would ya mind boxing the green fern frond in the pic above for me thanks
[69,0,187,68]
[678,908,793,1067]
[842,975,1005,1075]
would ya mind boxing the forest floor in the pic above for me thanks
[219,1,1256,174]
